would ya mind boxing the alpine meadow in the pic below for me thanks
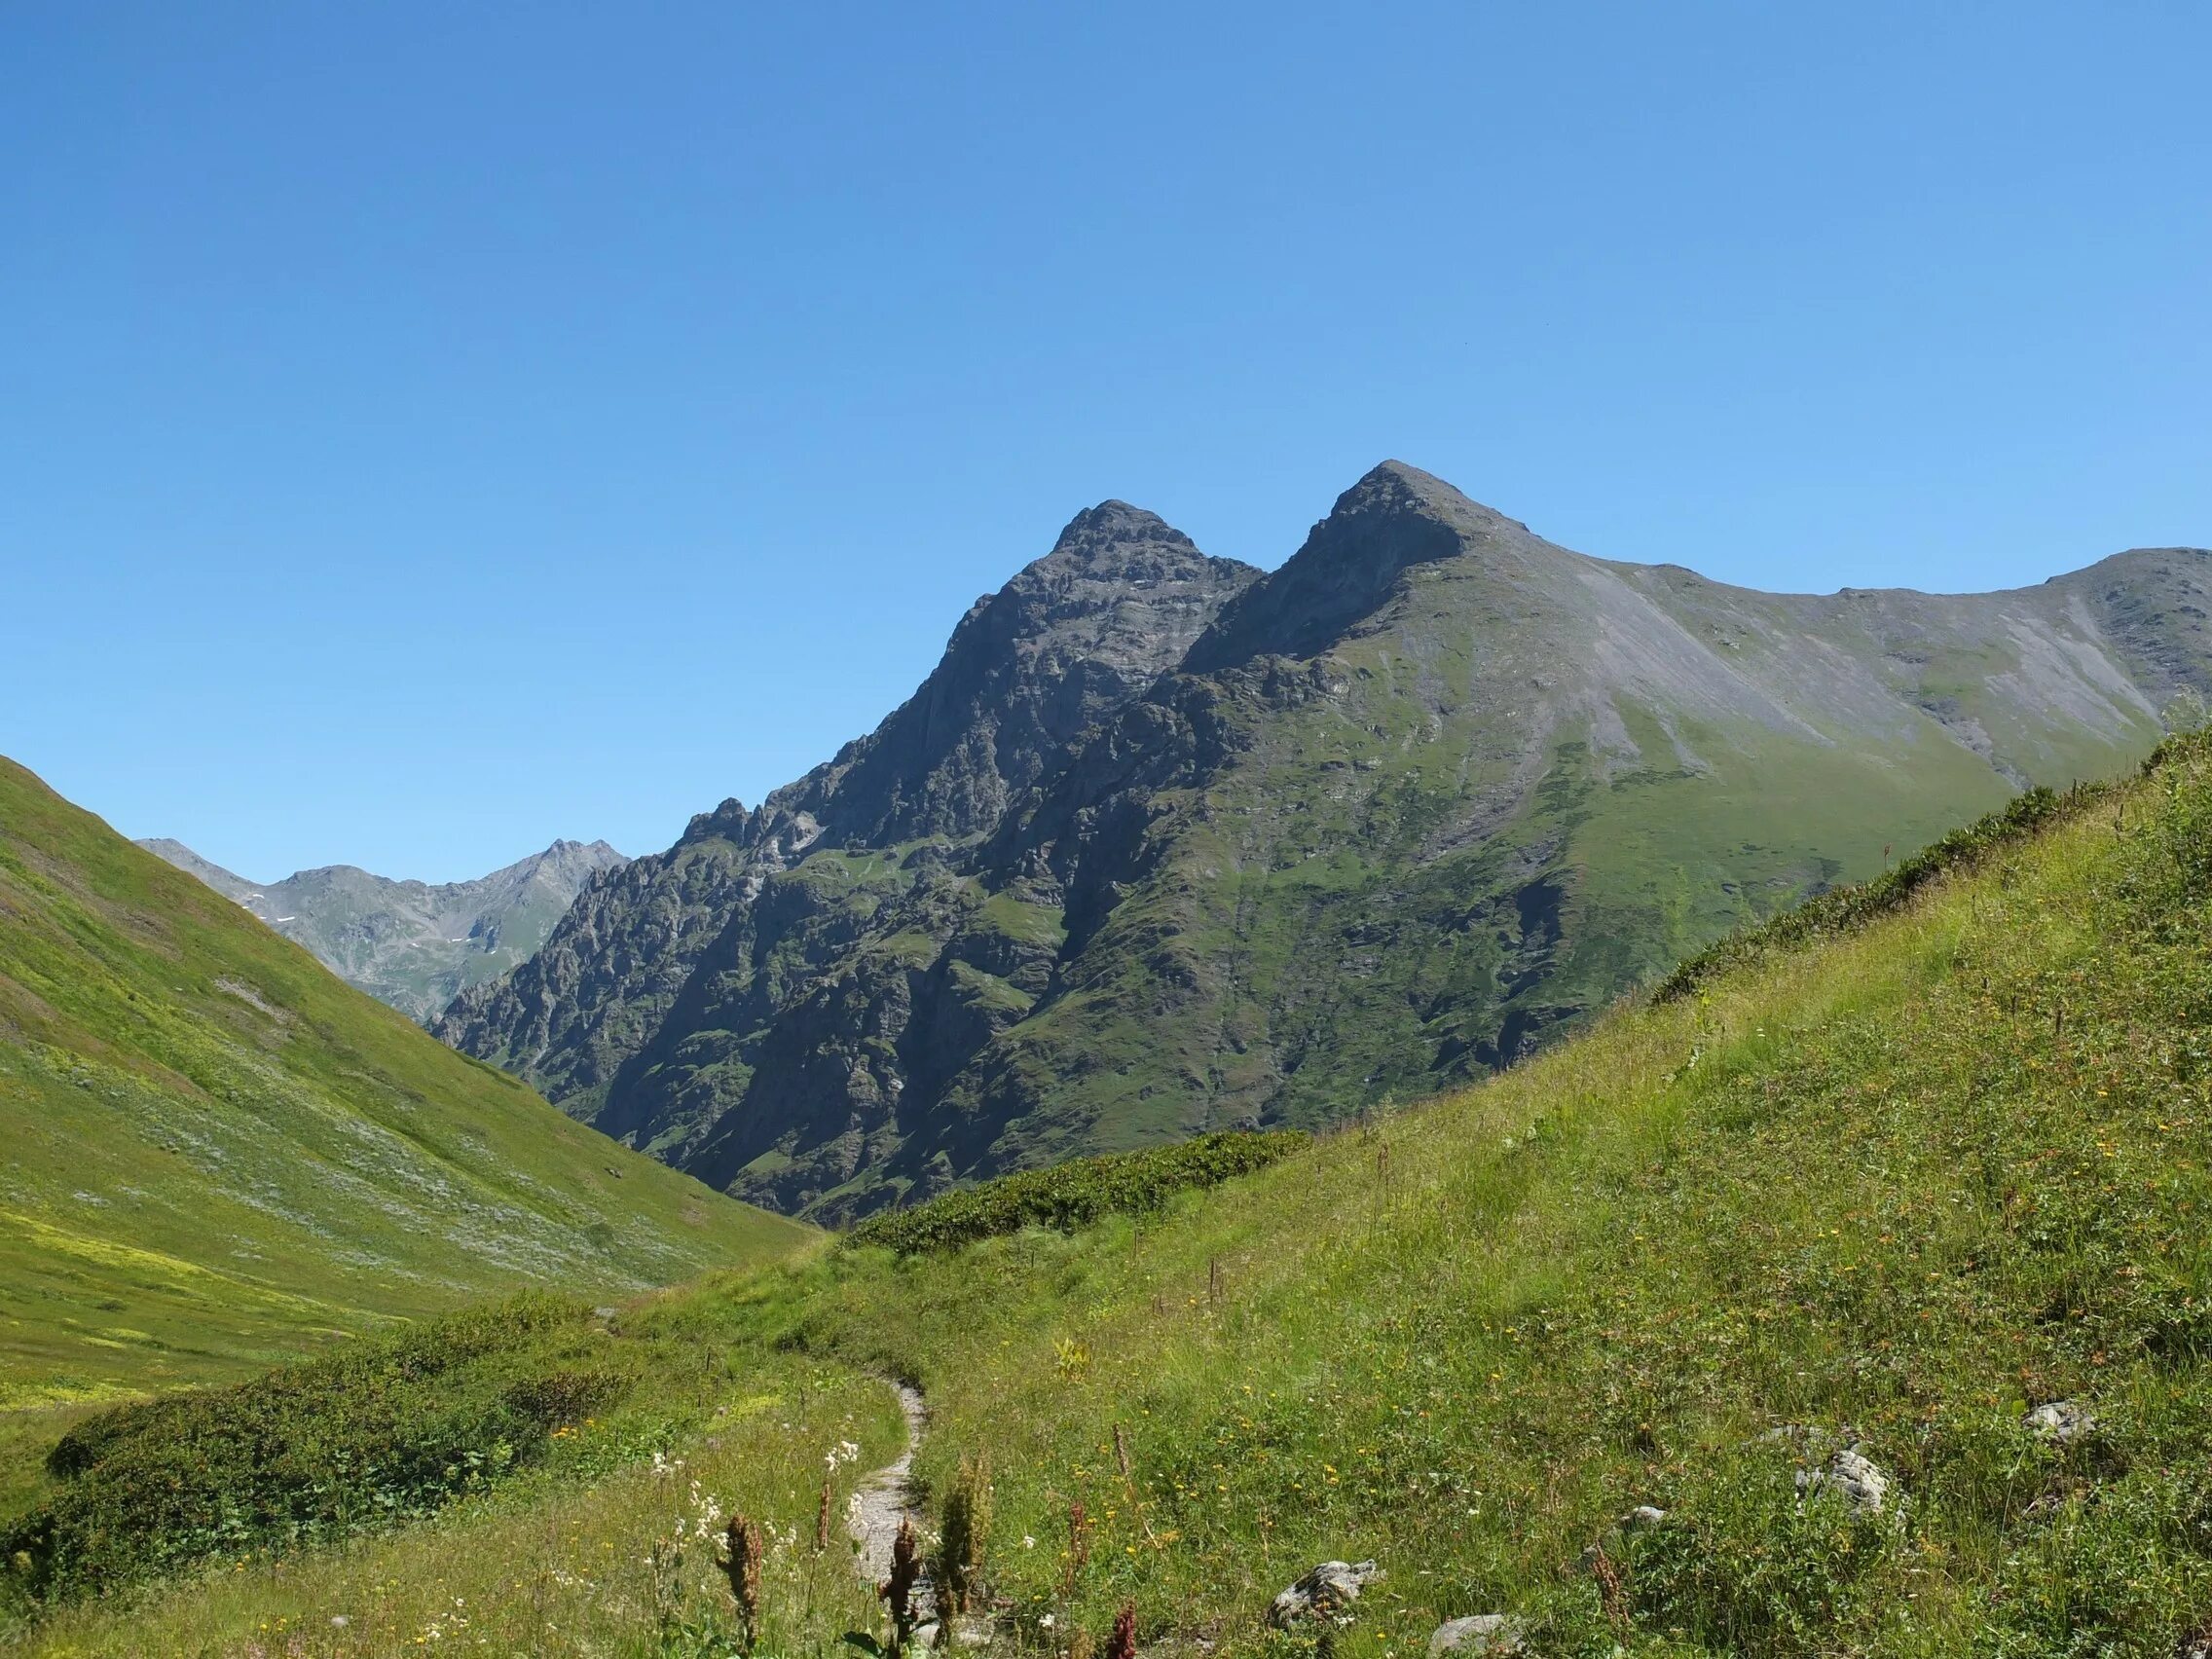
[10,8,2212,1655]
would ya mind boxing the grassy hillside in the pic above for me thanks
[17,734,2212,1655]
[0,757,810,1413]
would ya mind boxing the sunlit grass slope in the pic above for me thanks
[0,756,811,1411]
[24,735,2212,1656]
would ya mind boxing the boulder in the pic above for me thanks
[2025,1400,2095,1446]
[1270,1561,1382,1627]
[1426,1613,1525,1656]
[1796,1446,1891,1514]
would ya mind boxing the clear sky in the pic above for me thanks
[5,2,2207,882]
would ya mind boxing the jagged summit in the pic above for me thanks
[139,835,627,1022]
[1048,498,1194,554]
[1342,459,1525,528]
[1183,460,1557,673]
[747,501,1261,847]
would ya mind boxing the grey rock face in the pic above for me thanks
[140,837,626,1022]
[1270,1560,1382,1627]
[774,500,1262,848]
[435,502,1261,1200]
[1426,1613,1524,1656]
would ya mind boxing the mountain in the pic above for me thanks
[439,463,2212,1221]
[137,836,627,1022]
[0,757,808,1409]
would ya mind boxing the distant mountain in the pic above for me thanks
[0,757,807,1408]
[439,463,2212,1221]
[138,837,627,1022]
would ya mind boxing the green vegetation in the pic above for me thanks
[1651,779,2084,1002]
[8,1333,903,1656]
[10,1296,626,1599]
[19,733,2212,1653]
[843,1130,1309,1255]
[0,756,810,1410]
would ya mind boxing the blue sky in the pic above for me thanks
[5,2,2207,881]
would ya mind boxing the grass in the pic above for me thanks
[10,1333,903,1657]
[16,734,2212,1653]
[0,756,811,1409]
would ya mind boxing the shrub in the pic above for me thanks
[1,1294,637,1601]
[843,1130,1309,1256]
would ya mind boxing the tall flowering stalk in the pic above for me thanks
[881,1516,924,1652]
[722,1513,763,1653]
[936,1451,992,1614]
[1106,1602,1137,1659]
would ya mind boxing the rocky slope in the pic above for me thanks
[440,463,2212,1220]
[139,837,626,1022]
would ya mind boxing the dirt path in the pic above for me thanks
[847,1381,930,1599]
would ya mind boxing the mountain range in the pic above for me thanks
[137,837,626,1022]
[437,461,2212,1221]
[0,759,801,1408]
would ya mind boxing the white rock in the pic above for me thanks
[2025,1400,2094,1445]
[1427,1613,1524,1656]
[1797,1446,1890,1514]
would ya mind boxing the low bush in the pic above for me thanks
[2,1294,638,1601]
[843,1130,1309,1256]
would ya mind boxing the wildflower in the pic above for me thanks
[880,1518,924,1652]
[723,1513,764,1653]
[1107,1602,1138,1659]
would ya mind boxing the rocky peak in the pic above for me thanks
[1182,461,1550,673]
[761,503,1262,846]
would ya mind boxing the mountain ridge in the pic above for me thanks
[139,835,627,1022]
[440,462,2212,1220]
